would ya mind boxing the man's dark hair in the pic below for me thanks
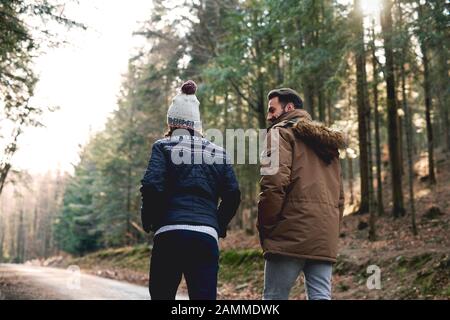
[268,88,303,109]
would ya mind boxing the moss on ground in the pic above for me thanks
[218,249,264,292]
[396,253,450,299]
[68,244,151,273]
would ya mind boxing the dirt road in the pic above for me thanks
[0,264,187,300]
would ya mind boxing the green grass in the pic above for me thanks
[219,249,263,281]
[68,244,151,273]
[218,249,265,294]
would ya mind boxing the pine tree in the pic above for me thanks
[381,0,405,217]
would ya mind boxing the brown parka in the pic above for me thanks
[257,109,346,263]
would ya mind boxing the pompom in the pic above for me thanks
[181,80,197,95]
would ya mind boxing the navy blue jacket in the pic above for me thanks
[140,133,241,238]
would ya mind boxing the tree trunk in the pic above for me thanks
[381,0,405,217]
[304,83,315,119]
[436,47,450,152]
[401,60,418,236]
[368,113,376,240]
[434,0,450,152]
[417,4,436,185]
[16,209,25,263]
[348,156,355,205]
[318,88,326,122]
[354,0,370,215]
[326,96,332,126]
[254,31,267,130]
[126,164,132,245]
[367,67,376,241]
[371,21,385,216]
[0,216,4,261]
[397,0,417,235]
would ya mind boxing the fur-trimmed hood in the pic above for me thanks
[294,116,347,165]
[270,109,347,165]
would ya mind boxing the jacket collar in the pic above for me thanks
[268,109,312,129]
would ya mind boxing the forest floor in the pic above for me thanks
[22,152,450,300]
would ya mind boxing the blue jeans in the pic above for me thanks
[149,230,219,300]
[263,254,333,300]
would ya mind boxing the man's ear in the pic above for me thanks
[285,103,295,112]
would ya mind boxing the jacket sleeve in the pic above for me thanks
[257,128,292,242]
[140,142,167,233]
[217,160,241,238]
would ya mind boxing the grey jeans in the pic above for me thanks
[263,254,333,300]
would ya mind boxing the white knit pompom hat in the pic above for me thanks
[167,80,202,132]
